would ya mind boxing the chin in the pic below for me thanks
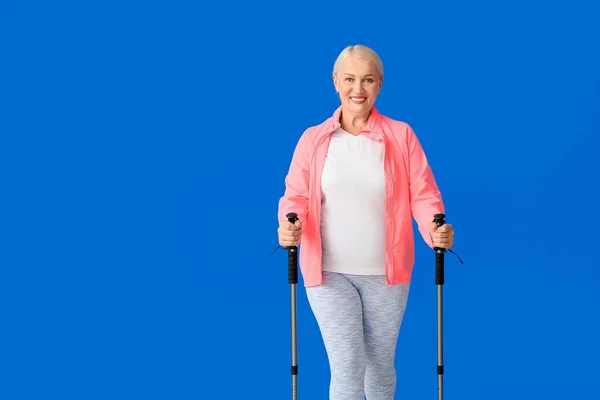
[345,102,370,111]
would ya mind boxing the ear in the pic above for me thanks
[332,73,339,92]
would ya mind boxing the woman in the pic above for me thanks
[277,44,455,400]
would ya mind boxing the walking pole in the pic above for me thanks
[285,212,299,400]
[433,213,446,400]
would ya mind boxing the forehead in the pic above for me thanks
[338,56,379,76]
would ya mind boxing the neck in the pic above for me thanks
[340,108,371,134]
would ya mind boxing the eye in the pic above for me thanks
[345,77,354,82]
[364,78,373,83]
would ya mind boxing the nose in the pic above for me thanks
[353,80,365,93]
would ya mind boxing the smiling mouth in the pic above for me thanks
[350,96,366,104]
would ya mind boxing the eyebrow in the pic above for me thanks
[343,73,376,77]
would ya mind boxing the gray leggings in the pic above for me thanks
[306,271,410,400]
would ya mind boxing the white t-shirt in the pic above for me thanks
[320,128,386,276]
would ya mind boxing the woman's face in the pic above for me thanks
[333,56,382,117]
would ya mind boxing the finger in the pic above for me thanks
[280,221,300,231]
[284,221,299,230]
[430,232,448,239]
[436,224,452,232]
[429,222,449,233]
[283,228,302,237]
[431,230,453,238]
[280,232,300,241]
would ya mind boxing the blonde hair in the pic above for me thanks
[333,45,384,80]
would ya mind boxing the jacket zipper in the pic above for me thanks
[382,137,394,284]
[313,133,331,280]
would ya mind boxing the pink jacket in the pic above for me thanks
[278,106,444,287]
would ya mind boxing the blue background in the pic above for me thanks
[1,0,599,399]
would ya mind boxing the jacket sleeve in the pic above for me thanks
[407,125,445,248]
[278,130,311,223]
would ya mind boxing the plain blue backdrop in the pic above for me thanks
[1,0,599,399]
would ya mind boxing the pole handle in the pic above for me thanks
[286,212,299,285]
[433,213,446,286]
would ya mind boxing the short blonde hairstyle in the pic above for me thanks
[333,45,384,80]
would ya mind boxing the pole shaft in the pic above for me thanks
[438,284,443,400]
[292,282,298,399]
[291,283,297,367]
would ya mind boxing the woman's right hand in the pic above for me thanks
[278,219,303,247]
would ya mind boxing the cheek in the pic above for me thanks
[369,86,380,98]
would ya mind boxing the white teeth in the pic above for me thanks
[351,97,366,102]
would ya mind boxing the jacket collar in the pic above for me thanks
[318,106,385,141]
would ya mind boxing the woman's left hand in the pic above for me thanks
[429,221,454,249]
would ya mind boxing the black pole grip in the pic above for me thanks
[433,213,446,285]
[286,212,299,285]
